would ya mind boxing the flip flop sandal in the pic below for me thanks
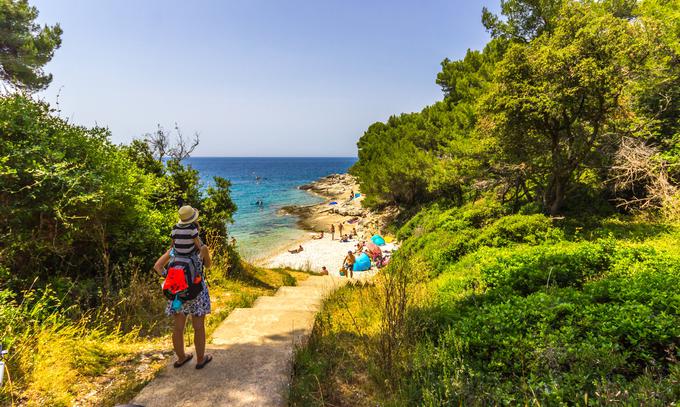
[173,353,193,368]
[195,355,213,369]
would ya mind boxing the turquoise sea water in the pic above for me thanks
[184,157,357,261]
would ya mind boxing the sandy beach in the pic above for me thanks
[260,173,398,278]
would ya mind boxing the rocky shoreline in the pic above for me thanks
[281,173,398,238]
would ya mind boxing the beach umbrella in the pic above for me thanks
[353,253,371,271]
[371,235,386,246]
[366,242,381,258]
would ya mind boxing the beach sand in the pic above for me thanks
[264,233,355,273]
[260,173,399,279]
[263,232,398,279]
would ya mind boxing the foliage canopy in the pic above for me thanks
[352,0,679,217]
[0,0,62,92]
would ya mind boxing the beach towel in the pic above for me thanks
[366,242,381,259]
[329,201,338,205]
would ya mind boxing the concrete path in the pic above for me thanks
[131,275,346,407]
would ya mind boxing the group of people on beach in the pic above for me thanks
[329,222,358,242]
[285,218,371,278]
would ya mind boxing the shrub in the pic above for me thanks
[397,203,559,278]
[409,239,680,405]
[476,213,563,247]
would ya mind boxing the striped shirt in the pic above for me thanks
[171,223,200,255]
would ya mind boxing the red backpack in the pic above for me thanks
[162,256,203,301]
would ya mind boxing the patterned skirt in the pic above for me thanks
[165,255,211,316]
[165,281,211,316]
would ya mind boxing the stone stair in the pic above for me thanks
[132,275,347,407]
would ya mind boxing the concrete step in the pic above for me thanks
[297,276,347,290]
[132,266,357,407]
[133,339,295,406]
[298,275,341,283]
[211,308,316,346]
[252,296,322,312]
[275,286,329,299]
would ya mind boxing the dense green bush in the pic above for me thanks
[400,213,680,404]
[0,95,174,292]
[317,197,680,404]
[395,201,561,277]
[412,260,680,404]
[0,95,236,298]
[476,213,562,246]
[480,241,613,296]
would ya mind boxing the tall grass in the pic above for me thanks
[0,285,141,406]
[1,247,310,406]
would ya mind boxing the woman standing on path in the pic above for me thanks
[330,224,335,240]
[154,206,213,370]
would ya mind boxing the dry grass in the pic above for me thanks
[0,258,310,406]
[289,281,385,406]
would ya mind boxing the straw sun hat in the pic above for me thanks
[178,205,199,224]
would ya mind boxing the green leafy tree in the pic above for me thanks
[635,0,680,171]
[0,95,173,290]
[0,0,62,92]
[437,39,506,103]
[201,177,237,241]
[0,95,239,293]
[483,2,654,215]
[482,0,564,42]
[481,0,637,42]
[352,42,502,208]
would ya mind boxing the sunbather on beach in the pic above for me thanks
[288,245,304,254]
[355,241,365,254]
[311,231,324,240]
[340,234,349,243]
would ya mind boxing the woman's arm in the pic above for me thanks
[193,236,204,251]
[154,249,171,276]
[200,245,212,269]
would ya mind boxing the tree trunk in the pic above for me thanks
[549,177,565,215]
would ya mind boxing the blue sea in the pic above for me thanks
[184,157,357,261]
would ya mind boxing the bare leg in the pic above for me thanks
[173,313,188,360]
[192,315,207,363]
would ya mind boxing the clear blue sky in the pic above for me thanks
[33,0,498,157]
